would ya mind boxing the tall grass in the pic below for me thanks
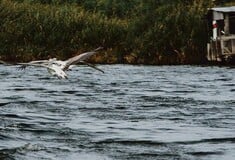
[123,0,213,64]
[0,0,127,62]
[0,0,223,64]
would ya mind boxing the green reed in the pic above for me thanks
[0,0,230,64]
[0,0,127,61]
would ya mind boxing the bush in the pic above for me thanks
[0,0,217,64]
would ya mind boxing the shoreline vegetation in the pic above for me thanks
[0,0,234,65]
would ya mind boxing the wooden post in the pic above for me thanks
[220,38,224,55]
[232,39,235,54]
[224,14,230,35]
[207,43,211,61]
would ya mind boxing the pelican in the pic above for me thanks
[50,46,104,72]
[20,62,68,79]
[18,47,104,79]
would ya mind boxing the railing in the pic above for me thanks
[207,35,235,62]
[220,35,235,56]
[207,40,222,61]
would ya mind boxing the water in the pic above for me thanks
[0,65,234,160]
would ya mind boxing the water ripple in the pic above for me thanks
[0,65,234,160]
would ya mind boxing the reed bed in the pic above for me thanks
[0,0,127,62]
[0,0,229,64]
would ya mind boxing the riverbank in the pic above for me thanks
[0,0,234,64]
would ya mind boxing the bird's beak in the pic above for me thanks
[94,46,104,52]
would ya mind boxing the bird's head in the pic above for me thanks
[94,46,104,52]
[49,58,57,62]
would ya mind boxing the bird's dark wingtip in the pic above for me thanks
[17,65,27,71]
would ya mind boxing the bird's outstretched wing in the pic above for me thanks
[17,60,53,70]
[80,61,104,73]
[17,63,68,79]
[0,60,7,65]
[0,60,14,66]
[63,47,103,71]
[17,62,51,70]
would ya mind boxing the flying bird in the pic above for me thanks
[18,47,104,79]
[19,62,68,79]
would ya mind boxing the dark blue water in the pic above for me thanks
[0,65,234,160]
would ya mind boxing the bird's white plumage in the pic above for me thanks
[17,47,104,79]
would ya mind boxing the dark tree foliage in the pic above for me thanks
[213,0,235,5]
[0,0,232,63]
